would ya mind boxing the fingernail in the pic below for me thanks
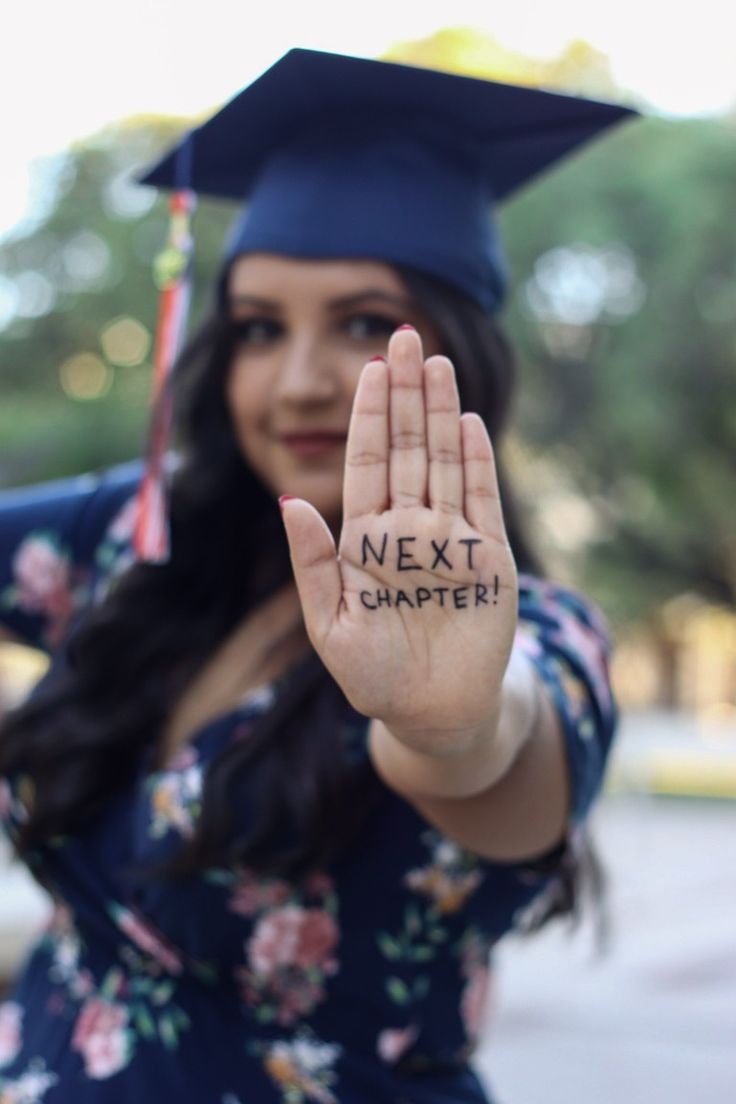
[278,495,295,510]
[396,324,415,332]
[368,354,386,362]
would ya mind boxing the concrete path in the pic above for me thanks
[477,793,736,1103]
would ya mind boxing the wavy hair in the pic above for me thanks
[0,263,600,935]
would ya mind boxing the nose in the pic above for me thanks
[273,332,339,406]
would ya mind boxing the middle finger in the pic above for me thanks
[388,327,427,508]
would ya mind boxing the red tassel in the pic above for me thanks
[133,190,195,563]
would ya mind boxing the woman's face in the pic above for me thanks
[225,254,443,526]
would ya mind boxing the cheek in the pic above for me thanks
[225,357,268,436]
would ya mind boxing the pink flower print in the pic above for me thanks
[513,625,543,662]
[458,930,495,1044]
[240,906,340,1025]
[460,963,491,1043]
[72,969,95,1000]
[376,1022,419,1065]
[293,910,340,971]
[274,979,327,1027]
[247,907,300,976]
[13,536,70,612]
[0,1002,23,1068]
[303,872,334,900]
[247,907,339,979]
[112,906,183,975]
[108,496,138,543]
[11,534,75,644]
[71,998,132,1080]
[47,900,74,935]
[228,872,292,919]
[548,604,613,718]
[72,998,127,1046]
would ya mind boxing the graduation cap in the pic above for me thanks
[134,49,637,561]
[140,47,637,313]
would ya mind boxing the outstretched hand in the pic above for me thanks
[280,326,518,756]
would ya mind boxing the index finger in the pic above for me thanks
[342,357,390,520]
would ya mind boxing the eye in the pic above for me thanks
[343,313,400,340]
[229,317,282,346]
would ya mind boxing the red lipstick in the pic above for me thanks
[278,432,347,459]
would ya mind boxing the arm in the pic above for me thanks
[368,644,570,862]
[281,326,615,865]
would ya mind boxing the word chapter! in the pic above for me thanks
[359,580,499,611]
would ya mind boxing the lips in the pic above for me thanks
[278,432,347,459]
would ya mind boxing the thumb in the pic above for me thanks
[280,497,342,648]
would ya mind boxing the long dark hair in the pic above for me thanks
[0,262,598,934]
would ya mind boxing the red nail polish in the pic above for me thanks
[368,354,386,362]
[278,495,295,509]
[396,323,415,331]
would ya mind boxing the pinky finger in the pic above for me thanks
[460,414,507,542]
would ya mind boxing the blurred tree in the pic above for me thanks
[1,43,734,629]
[385,29,736,623]
[499,115,736,622]
[0,116,234,485]
[383,26,620,99]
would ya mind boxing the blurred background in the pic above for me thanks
[1,2,735,1100]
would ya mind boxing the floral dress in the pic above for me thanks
[0,464,616,1103]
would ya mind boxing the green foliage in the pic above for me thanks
[499,114,736,620]
[0,116,233,485]
[1,111,735,625]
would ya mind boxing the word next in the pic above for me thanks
[361,533,483,573]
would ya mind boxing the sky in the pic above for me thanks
[2,0,735,240]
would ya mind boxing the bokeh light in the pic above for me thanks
[14,271,57,318]
[100,316,150,366]
[59,352,113,400]
[0,276,20,330]
[61,231,111,290]
[104,174,158,220]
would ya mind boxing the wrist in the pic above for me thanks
[369,649,542,799]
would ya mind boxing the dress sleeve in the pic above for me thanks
[515,572,617,834]
[0,462,142,653]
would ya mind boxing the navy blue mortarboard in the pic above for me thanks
[140,48,637,313]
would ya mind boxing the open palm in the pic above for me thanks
[281,327,518,751]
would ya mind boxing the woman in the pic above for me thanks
[0,49,629,1104]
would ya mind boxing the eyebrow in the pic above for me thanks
[227,289,413,312]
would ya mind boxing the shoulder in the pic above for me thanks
[517,572,615,698]
[0,462,142,651]
[0,461,142,527]
[516,571,617,822]
[518,573,612,643]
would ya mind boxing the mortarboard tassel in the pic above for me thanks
[133,188,195,563]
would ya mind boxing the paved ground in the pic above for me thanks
[476,792,736,1103]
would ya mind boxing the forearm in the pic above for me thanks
[368,646,570,862]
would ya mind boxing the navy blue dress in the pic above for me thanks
[0,465,616,1103]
